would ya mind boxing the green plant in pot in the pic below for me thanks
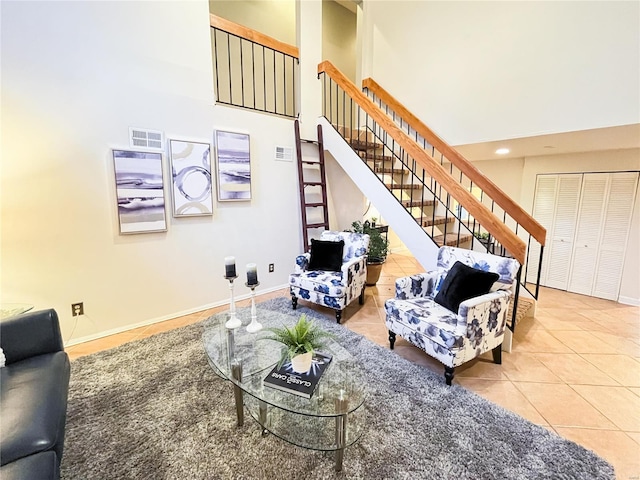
[348,219,390,286]
[262,314,333,373]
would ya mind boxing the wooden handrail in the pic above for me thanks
[210,14,299,59]
[362,77,546,246]
[319,61,527,263]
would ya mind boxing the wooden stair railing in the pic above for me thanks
[318,61,527,264]
[362,78,546,248]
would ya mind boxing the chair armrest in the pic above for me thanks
[394,271,439,300]
[341,255,365,274]
[458,291,512,341]
[0,309,64,364]
[294,253,311,274]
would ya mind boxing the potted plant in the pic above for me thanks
[262,314,333,373]
[348,219,390,286]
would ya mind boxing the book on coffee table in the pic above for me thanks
[263,352,333,399]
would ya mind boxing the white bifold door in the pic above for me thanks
[529,172,638,301]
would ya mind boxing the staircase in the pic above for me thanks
[317,61,546,331]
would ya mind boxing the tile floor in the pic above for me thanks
[67,251,640,479]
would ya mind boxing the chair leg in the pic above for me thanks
[388,331,396,349]
[492,344,502,364]
[291,296,297,310]
[335,310,342,324]
[359,287,365,305]
[444,366,455,386]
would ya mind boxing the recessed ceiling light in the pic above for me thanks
[495,148,510,155]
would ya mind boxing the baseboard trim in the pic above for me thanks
[65,283,289,347]
[618,295,640,306]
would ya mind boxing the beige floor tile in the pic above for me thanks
[627,431,640,445]
[589,331,640,357]
[629,387,640,398]
[581,354,640,387]
[501,352,563,383]
[513,382,617,429]
[555,427,640,480]
[456,378,547,426]
[511,329,574,354]
[534,353,619,386]
[342,305,383,325]
[549,330,619,354]
[455,356,509,381]
[571,384,640,432]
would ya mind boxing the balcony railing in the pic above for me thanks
[210,14,299,118]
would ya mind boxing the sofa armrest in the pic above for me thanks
[394,271,440,300]
[294,253,311,274]
[0,309,64,364]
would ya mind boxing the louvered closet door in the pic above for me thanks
[527,175,557,284]
[592,172,639,300]
[567,173,608,295]
[544,175,583,290]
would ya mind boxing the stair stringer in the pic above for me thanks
[318,117,439,271]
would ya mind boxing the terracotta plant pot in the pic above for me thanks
[290,351,313,373]
[366,262,384,286]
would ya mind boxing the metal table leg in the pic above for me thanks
[334,393,349,472]
[231,361,244,427]
[259,400,269,436]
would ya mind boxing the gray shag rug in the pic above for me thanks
[61,298,614,479]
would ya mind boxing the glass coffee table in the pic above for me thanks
[202,309,366,471]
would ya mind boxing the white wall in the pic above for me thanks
[209,0,296,45]
[322,0,357,82]
[1,1,302,343]
[363,1,640,145]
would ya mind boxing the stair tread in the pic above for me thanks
[359,152,396,162]
[375,167,408,175]
[432,233,474,247]
[349,139,383,151]
[303,181,324,186]
[403,200,436,208]
[306,222,329,229]
[418,216,455,227]
[384,183,423,190]
[305,202,326,207]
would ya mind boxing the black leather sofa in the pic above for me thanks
[0,309,70,480]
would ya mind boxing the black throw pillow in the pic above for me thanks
[434,261,499,312]
[308,239,344,272]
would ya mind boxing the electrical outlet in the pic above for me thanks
[71,302,84,317]
[268,263,275,273]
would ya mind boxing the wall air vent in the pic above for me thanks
[129,127,164,150]
[275,146,294,162]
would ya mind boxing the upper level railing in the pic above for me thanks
[210,14,298,118]
[362,78,546,298]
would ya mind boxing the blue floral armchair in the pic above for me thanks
[385,246,521,385]
[289,231,370,323]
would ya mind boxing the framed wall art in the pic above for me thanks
[168,139,213,217]
[112,149,167,234]
[214,130,251,201]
